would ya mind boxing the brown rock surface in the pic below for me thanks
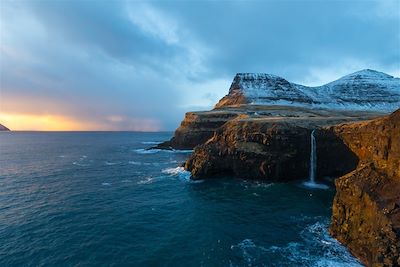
[156,110,239,149]
[184,106,382,181]
[329,109,400,267]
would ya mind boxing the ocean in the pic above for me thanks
[0,132,362,267]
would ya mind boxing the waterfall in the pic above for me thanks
[303,129,328,189]
[309,129,317,183]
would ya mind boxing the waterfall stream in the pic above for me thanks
[303,129,328,189]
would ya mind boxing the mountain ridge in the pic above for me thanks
[215,69,400,111]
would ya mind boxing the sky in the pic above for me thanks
[0,0,399,131]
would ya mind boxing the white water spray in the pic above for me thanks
[303,129,328,189]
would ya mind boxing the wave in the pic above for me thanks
[161,167,201,183]
[129,161,176,166]
[72,161,90,167]
[229,220,362,267]
[101,182,111,186]
[134,148,193,154]
[128,161,142,165]
[137,177,155,185]
[141,141,162,145]
[230,239,268,267]
[133,149,161,154]
[105,161,120,166]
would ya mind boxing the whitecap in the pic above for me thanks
[137,177,155,185]
[263,220,362,266]
[230,239,267,266]
[133,148,193,154]
[105,161,119,166]
[128,161,142,165]
[141,141,162,145]
[133,148,160,154]
[161,167,199,182]
[101,182,111,186]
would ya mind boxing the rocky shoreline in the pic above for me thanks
[160,70,399,266]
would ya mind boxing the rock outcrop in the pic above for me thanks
[155,110,239,149]
[0,124,10,131]
[329,110,400,267]
[184,106,379,180]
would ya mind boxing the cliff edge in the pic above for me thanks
[329,110,400,266]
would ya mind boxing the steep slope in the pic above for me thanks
[215,69,400,112]
[184,107,379,180]
[329,110,400,266]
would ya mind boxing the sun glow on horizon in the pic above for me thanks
[0,113,97,131]
[0,112,162,131]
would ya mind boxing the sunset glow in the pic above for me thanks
[0,0,398,131]
[0,113,94,131]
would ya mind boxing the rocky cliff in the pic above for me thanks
[184,107,378,180]
[0,124,10,131]
[156,110,239,150]
[329,110,400,267]
[162,69,399,150]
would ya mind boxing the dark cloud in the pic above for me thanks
[0,0,399,130]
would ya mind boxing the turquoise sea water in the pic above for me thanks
[0,132,362,266]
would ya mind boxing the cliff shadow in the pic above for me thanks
[316,130,359,180]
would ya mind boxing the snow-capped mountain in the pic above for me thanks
[215,69,400,111]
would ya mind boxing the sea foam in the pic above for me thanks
[161,167,198,182]
[134,148,193,154]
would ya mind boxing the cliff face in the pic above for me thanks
[184,107,378,180]
[329,110,400,267]
[185,115,312,180]
[0,124,10,131]
[156,110,239,149]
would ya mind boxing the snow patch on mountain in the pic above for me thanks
[226,69,399,112]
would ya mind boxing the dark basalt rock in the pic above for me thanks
[184,113,364,181]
